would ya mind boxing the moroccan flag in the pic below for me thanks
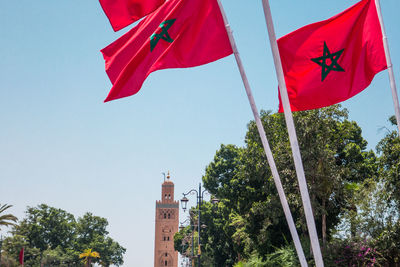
[99,0,166,32]
[19,247,24,265]
[277,0,387,112]
[101,0,233,102]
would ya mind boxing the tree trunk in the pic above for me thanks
[322,199,326,249]
[310,175,316,256]
[350,203,357,239]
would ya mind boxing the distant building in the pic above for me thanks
[154,173,179,267]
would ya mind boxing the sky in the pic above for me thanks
[0,0,399,266]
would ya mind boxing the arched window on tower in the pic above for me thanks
[168,213,170,219]
[164,213,167,219]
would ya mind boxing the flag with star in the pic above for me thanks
[101,0,233,102]
[99,0,166,32]
[277,0,387,112]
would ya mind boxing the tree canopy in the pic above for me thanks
[1,204,125,266]
[175,105,398,266]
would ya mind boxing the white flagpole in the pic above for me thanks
[260,0,324,266]
[375,0,400,134]
[215,1,308,266]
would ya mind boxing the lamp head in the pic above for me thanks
[181,196,189,211]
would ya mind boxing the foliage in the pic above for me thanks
[234,245,299,267]
[374,116,400,265]
[41,246,81,266]
[376,125,400,206]
[324,239,385,267]
[75,213,126,266]
[14,204,76,251]
[177,112,399,266]
[3,204,125,266]
[198,105,379,265]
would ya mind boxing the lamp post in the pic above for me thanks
[181,183,219,267]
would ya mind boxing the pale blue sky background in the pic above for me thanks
[1,0,399,266]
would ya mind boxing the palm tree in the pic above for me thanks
[79,248,100,267]
[0,204,17,230]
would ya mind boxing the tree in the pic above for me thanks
[14,204,76,251]
[373,116,400,265]
[5,204,126,266]
[0,204,18,231]
[75,213,126,266]
[377,116,400,205]
[201,105,376,264]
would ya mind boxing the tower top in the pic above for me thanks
[163,171,174,185]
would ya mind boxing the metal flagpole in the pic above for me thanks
[375,0,400,134]
[260,0,324,266]
[215,1,308,266]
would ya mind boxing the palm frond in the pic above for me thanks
[0,204,18,229]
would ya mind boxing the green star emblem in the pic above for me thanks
[311,42,345,81]
[150,19,176,52]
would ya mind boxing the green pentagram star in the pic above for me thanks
[150,19,176,52]
[311,41,345,81]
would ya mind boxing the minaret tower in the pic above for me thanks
[154,172,179,267]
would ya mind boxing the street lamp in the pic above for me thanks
[210,197,220,205]
[180,183,219,267]
[181,196,189,211]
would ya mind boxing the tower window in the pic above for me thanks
[168,213,170,219]
[165,253,168,257]
[167,236,170,241]
[164,213,167,219]
[168,194,171,199]
[165,194,167,199]
[165,260,168,266]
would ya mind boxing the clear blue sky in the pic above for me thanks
[1,0,399,266]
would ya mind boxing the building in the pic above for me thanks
[154,173,179,267]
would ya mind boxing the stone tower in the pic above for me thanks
[154,172,179,267]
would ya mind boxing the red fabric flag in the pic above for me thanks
[101,0,233,102]
[277,0,387,112]
[99,0,166,32]
[19,247,24,265]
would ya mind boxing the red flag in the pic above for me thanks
[19,247,24,265]
[99,0,166,32]
[101,0,233,102]
[277,0,387,112]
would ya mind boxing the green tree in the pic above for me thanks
[6,204,126,266]
[75,213,126,266]
[373,116,400,265]
[14,204,76,251]
[202,105,376,264]
[377,116,400,205]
